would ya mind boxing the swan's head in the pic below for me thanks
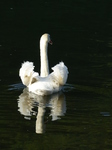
[40,33,53,45]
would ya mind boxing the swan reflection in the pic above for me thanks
[17,88,66,134]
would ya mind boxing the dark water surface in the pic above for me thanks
[0,0,112,149]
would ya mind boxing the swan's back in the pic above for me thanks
[27,62,68,95]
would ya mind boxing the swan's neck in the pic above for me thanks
[40,41,49,77]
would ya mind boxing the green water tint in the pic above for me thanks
[0,0,112,149]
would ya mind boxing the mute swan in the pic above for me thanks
[19,33,68,95]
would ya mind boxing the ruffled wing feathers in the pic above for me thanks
[19,61,39,86]
[51,62,68,85]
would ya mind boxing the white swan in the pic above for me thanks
[19,33,68,95]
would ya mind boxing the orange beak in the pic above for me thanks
[49,40,53,45]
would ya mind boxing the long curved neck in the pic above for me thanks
[40,40,49,77]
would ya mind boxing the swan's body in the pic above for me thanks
[19,34,68,95]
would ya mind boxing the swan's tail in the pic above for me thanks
[19,61,39,86]
[51,62,69,85]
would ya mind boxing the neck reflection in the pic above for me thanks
[18,88,66,134]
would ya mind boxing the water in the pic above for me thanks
[0,0,112,149]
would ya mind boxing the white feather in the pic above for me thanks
[51,62,68,85]
[28,62,68,95]
[19,61,39,86]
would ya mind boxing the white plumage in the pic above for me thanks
[19,34,68,95]
[19,61,39,86]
